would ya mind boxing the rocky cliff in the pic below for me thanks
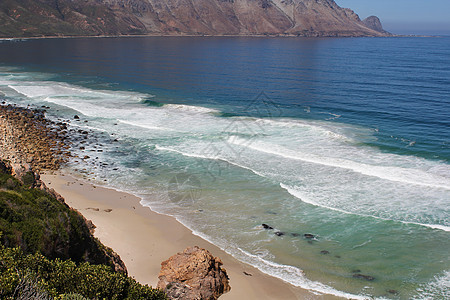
[363,15,389,34]
[158,246,230,300]
[0,0,390,37]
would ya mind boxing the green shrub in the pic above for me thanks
[0,172,118,268]
[0,244,166,300]
[58,293,89,300]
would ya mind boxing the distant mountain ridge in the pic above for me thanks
[0,0,390,38]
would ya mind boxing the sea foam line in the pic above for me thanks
[280,183,450,232]
[228,138,450,190]
[118,119,176,132]
[155,145,450,232]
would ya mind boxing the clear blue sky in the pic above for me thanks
[335,0,450,35]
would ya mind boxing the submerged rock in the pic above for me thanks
[353,273,375,281]
[158,246,230,300]
[387,289,399,295]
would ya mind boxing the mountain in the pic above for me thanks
[0,0,390,38]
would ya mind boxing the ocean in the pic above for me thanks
[0,36,449,299]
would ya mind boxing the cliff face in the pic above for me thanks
[0,0,390,37]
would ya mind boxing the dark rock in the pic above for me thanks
[320,250,330,255]
[86,219,96,234]
[74,115,80,119]
[304,233,316,239]
[353,274,375,281]
[262,223,273,230]
[275,231,285,236]
[0,160,12,174]
[387,289,399,295]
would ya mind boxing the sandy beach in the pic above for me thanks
[41,171,340,300]
[0,104,340,299]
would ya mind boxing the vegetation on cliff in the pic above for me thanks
[0,244,166,299]
[0,161,122,271]
[0,160,166,299]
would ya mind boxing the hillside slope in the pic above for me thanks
[0,0,390,37]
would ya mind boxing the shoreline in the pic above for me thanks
[0,102,343,299]
[0,33,411,41]
[41,170,341,300]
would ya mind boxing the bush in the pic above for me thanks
[0,172,119,269]
[0,244,166,300]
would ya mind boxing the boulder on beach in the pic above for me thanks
[157,246,231,300]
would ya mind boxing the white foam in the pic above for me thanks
[280,183,450,232]
[253,117,357,142]
[9,84,82,98]
[118,119,176,132]
[229,137,450,190]
[164,103,219,114]
[412,271,450,299]
[155,145,268,178]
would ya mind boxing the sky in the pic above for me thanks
[335,0,450,35]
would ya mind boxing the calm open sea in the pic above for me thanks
[1,36,449,299]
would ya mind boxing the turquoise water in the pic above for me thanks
[0,37,449,299]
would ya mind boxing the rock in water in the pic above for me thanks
[262,223,274,229]
[353,273,375,281]
[157,246,231,300]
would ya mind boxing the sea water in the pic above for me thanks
[0,36,449,299]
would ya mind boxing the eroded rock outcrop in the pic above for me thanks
[158,246,230,300]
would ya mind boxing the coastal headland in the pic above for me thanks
[0,0,389,38]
